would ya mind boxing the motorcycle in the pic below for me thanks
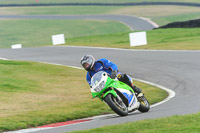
[90,71,150,116]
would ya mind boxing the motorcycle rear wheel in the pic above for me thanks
[104,94,128,116]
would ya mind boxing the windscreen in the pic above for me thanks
[91,71,104,87]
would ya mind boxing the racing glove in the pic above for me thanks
[110,70,118,79]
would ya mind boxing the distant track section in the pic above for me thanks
[0,2,200,7]
[0,15,157,31]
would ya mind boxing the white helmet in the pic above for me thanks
[80,55,95,71]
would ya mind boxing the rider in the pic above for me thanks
[80,55,142,96]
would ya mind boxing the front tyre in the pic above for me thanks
[104,94,128,116]
[138,95,150,112]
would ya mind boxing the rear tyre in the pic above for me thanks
[104,94,128,116]
[138,95,150,112]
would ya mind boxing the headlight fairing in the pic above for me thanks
[94,81,105,92]
[94,86,101,92]
[99,81,105,89]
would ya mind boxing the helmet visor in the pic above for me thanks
[82,63,90,70]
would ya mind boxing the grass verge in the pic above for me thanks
[0,6,122,15]
[0,19,130,48]
[66,28,200,50]
[0,60,167,132]
[153,12,200,26]
[71,112,200,133]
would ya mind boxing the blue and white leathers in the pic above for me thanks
[86,58,118,85]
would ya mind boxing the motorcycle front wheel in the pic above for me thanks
[104,94,128,116]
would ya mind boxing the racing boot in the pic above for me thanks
[131,85,142,97]
[118,74,142,97]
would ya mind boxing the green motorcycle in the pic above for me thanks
[90,71,150,116]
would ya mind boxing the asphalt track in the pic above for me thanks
[0,14,157,31]
[1,46,200,132]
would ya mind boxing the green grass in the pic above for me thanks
[71,112,200,133]
[153,12,200,25]
[65,28,200,50]
[0,60,167,132]
[0,0,200,4]
[0,19,130,48]
[0,6,122,15]
[1,5,200,26]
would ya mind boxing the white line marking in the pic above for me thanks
[133,78,175,108]
[118,21,134,31]
[4,127,53,133]
[0,57,8,60]
[40,62,83,70]
[119,14,159,28]
[51,45,200,52]
[139,17,159,28]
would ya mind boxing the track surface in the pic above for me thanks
[0,14,156,31]
[0,46,200,132]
